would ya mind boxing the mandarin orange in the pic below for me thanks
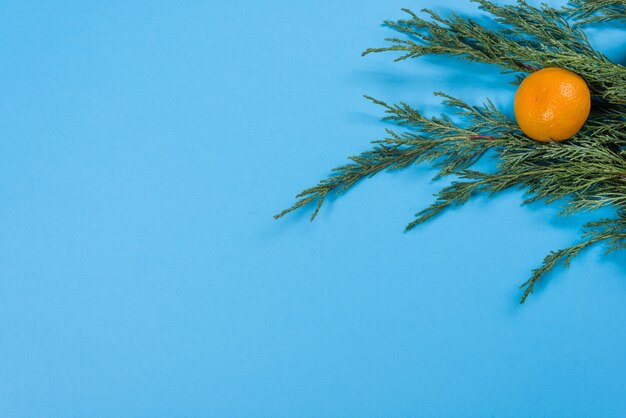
[514,67,591,142]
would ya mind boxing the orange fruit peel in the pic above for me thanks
[514,67,591,142]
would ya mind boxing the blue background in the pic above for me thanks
[2,0,626,416]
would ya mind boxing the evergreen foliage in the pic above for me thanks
[275,0,626,303]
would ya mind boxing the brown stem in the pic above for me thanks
[514,61,540,72]
[470,135,499,140]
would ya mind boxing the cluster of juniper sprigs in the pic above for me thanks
[275,0,626,303]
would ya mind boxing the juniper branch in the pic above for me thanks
[276,0,626,303]
[520,216,626,303]
[273,95,507,221]
[565,0,626,24]
[362,0,626,105]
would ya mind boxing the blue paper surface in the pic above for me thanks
[2,0,626,416]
